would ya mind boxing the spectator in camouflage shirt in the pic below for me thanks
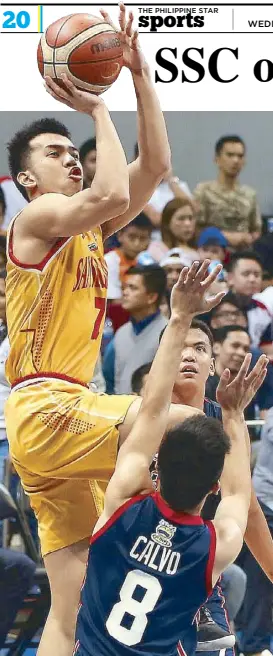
[194,136,261,249]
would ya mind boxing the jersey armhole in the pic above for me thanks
[90,492,151,545]
[204,519,217,596]
[7,213,71,273]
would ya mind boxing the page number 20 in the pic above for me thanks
[2,10,30,29]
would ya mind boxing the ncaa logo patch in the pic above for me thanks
[87,232,98,251]
[151,519,177,548]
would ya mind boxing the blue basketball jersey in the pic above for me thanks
[75,491,216,656]
[203,398,222,421]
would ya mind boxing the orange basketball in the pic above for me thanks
[37,14,123,95]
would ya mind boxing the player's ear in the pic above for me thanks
[209,357,215,377]
[147,292,159,307]
[17,170,36,192]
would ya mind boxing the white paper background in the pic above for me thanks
[1,1,273,110]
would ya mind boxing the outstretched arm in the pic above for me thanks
[103,260,225,516]
[212,356,268,585]
[244,417,273,582]
[101,4,171,240]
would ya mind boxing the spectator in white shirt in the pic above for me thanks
[133,143,192,229]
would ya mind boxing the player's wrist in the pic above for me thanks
[221,409,245,423]
[169,311,194,326]
[89,101,107,119]
[131,65,151,84]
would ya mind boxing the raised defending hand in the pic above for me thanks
[170,259,226,320]
[216,353,268,414]
[100,3,148,73]
[44,73,104,115]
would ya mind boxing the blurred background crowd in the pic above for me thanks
[0,117,273,655]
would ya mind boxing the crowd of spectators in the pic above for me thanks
[0,132,273,654]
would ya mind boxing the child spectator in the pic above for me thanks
[197,226,228,263]
[105,213,152,301]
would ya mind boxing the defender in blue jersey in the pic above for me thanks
[74,260,267,656]
[156,319,273,655]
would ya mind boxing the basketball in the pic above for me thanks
[37,13,123,95]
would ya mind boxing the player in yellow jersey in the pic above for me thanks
[4,6,225,656]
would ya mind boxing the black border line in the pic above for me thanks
[2,2,273,5]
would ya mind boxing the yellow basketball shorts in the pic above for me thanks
[5,379,135,556]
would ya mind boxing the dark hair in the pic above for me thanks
[215,135,245,156]
[79,137,96,163]
[210,291,248,321]
[161,198,196,249]
[131,362,152,395]
[0,235,7,267]
[227,250,263,273]
[0,268,7,280]
[119,212,152,233]
[7,118,71,201]
[212,325,249,345]
[134,142,139,160]
[158,415,230,512]
[126,264,167,306]
[0,186,6,213]
[159,317,214,351]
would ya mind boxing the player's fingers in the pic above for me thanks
[201,263,223,290]
[245,354,268,386]
[131,29,139,48]
[118,2,126,31]
[100,9,116,29]
[60,73,77,94]
[232,353,252,386]
[44,76,63,94]
[44,76,71,102]
[185,261,201,284]
[44,79,65,100]
[44,83,72,107]
[126,11,134,37]
[175,267,189,288]
[251,367,268,395]
[217,368,230,394]
[205,291,227,311]
[193,259,210,283]
[250,367,268,396]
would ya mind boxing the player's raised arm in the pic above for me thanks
[212,354,268,585]
[103,260,226,509]
[99,4,171,240]
[15,78,130,240]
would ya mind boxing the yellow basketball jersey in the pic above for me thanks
[5,217,108,386]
